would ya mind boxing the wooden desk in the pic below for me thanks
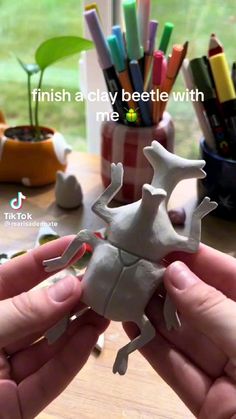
[0,153,236,419]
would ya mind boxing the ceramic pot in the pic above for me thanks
[101,112,175,203]
[198,139,236,220]
[0,111,7,137]
[0,125,71,186]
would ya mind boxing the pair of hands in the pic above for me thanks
[0,236,108,418]
[0,237,236,418]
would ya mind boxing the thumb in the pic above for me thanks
[0,275,82,348]
[164,261,236,359]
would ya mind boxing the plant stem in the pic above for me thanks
[34,70,44,141]
[27,74,34,126]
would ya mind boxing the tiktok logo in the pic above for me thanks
[10,192,26,210]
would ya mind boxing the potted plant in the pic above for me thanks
[0,36,93,186]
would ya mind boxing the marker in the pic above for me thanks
[137,0,151,52]
[173,41,188,82]
[203,55,216,91]
[182,58,216,151]
[190,57,230,157]
[152,51,163,123]
[144,20,159,89]
[123,0,144,70]
[161,55,167,84]
[148,20,159,55]
[159,22,174,55]
[85,3,101,19]
[209,53,236,103]
[107,34,137,111]
[232,62,236,91]
[208,33,224,57]
[159,44,184,117]
[107,35,125,73]
[84,10,127,124]
[129,60,153,126]
[112,25,127,61]
[210,53,236,157]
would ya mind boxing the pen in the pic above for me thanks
[159,22,174,55]
[129,60,153,126]
[107,34,137,111]
[182,58,216,151]
[210,52,236,157]
[123,0,144,71]
[144,20,159,89]
[190,57,230,157]
[84,10,127,124]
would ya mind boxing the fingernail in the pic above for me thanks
[167,261,198,290]
[48,276,76,302]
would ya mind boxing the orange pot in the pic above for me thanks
[0,125,71,186]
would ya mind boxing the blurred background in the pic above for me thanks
[0,0,236,157]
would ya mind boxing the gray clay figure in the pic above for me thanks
[55,171,83,209]
[43,141,217,375]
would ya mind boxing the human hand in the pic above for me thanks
[0,236,108,418]
[124,244,236,418]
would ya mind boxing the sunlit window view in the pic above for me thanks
[0,0,236,156]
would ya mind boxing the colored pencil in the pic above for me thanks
[208,33,224,57]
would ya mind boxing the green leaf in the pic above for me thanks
[35,36,94,70]
[38,234,60,246]
[16,57,40,75]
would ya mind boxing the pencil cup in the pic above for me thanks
[101,112,175,203]
[198,139,236,220]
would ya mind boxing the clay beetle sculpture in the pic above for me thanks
[43,141,217,375]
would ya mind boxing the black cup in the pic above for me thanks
[198,139,236,220]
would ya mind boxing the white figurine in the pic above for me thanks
[43,141,217,375]
[55,171,83,209]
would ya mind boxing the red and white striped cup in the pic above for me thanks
[101,112,175,203]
